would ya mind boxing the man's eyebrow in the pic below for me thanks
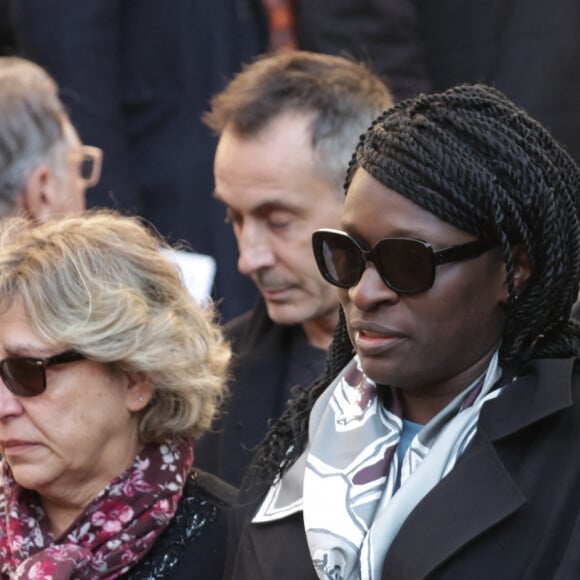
[213,193,302,215]
[252,200,300,214]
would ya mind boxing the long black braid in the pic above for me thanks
[245,83,580,490]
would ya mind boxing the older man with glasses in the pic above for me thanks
[0,56,102,221]
[0,56,217,305]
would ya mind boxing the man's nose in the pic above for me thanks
[237,228,276,276]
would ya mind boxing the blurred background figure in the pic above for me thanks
[0,210,233,579]
[195,51,393,486]
[0,56,101,221]
[279,0,580,164]
[418,0,580,165]
[12,0,269,323]
[0,55,217,304]
[291,0,432,101]
[0,0,14,56]
[10,0,579,321]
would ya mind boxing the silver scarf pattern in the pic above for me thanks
[254,351,503,579]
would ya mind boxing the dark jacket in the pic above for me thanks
[195,299,325,487]
[293,0,580,165]
[124,468,236,579]
[293,0,432,102]
[226,357,580,579]
[419,0,580,165]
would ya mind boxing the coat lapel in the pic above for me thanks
[381,357,576,580]
[382,434,525,579]
[244,512,317,580]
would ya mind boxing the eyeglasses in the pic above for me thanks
[71,145,103,187]
[0,350,86,397]
[312,228,496,294]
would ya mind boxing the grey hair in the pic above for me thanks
[0,57,69,212]
[204,50,394,194]
[0,210,231,442]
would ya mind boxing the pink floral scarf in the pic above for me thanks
[0,438,193,579]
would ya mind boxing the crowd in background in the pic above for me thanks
[1,0,579,323]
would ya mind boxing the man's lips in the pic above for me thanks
[259,285,294,301]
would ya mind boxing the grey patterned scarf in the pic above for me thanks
[254,351,503,579]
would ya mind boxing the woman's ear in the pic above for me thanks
[512,244,531,296]
[125,373,155,412]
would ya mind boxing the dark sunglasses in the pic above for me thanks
[312,228,497,294]
[0,350,86,397]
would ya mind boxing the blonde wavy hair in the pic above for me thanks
[0,210,231,442]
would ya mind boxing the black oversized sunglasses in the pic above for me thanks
[0,350,86,397]
[312,228,496,294]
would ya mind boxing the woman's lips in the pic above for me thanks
[353,327,405,355]
[1,440,40,457]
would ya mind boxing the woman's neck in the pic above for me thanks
[396,346,498,424]
[40,445,143,538]
[41,487,101,538]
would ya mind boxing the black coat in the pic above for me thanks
[124,468,236,579]
[196,299,324,487]
[13,0,266,322]
[293,0,433,102]
[419,0,580,165]
[225,357,580,579]
[294,0,580,165]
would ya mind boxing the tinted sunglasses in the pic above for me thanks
[312,228,497,294]
[0,350,86,397]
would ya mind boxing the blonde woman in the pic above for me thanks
[0,210,232,579]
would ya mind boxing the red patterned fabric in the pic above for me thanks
[261,0,297,51]
[0,439,193,579]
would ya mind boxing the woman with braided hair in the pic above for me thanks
[225,83,580,580]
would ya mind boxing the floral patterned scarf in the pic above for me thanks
[0,438,193,579]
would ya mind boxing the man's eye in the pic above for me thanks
[225,212,242,226]
[267,213,293,229]
[268,219,290,229]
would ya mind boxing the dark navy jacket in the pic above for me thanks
[14,0,266,321]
